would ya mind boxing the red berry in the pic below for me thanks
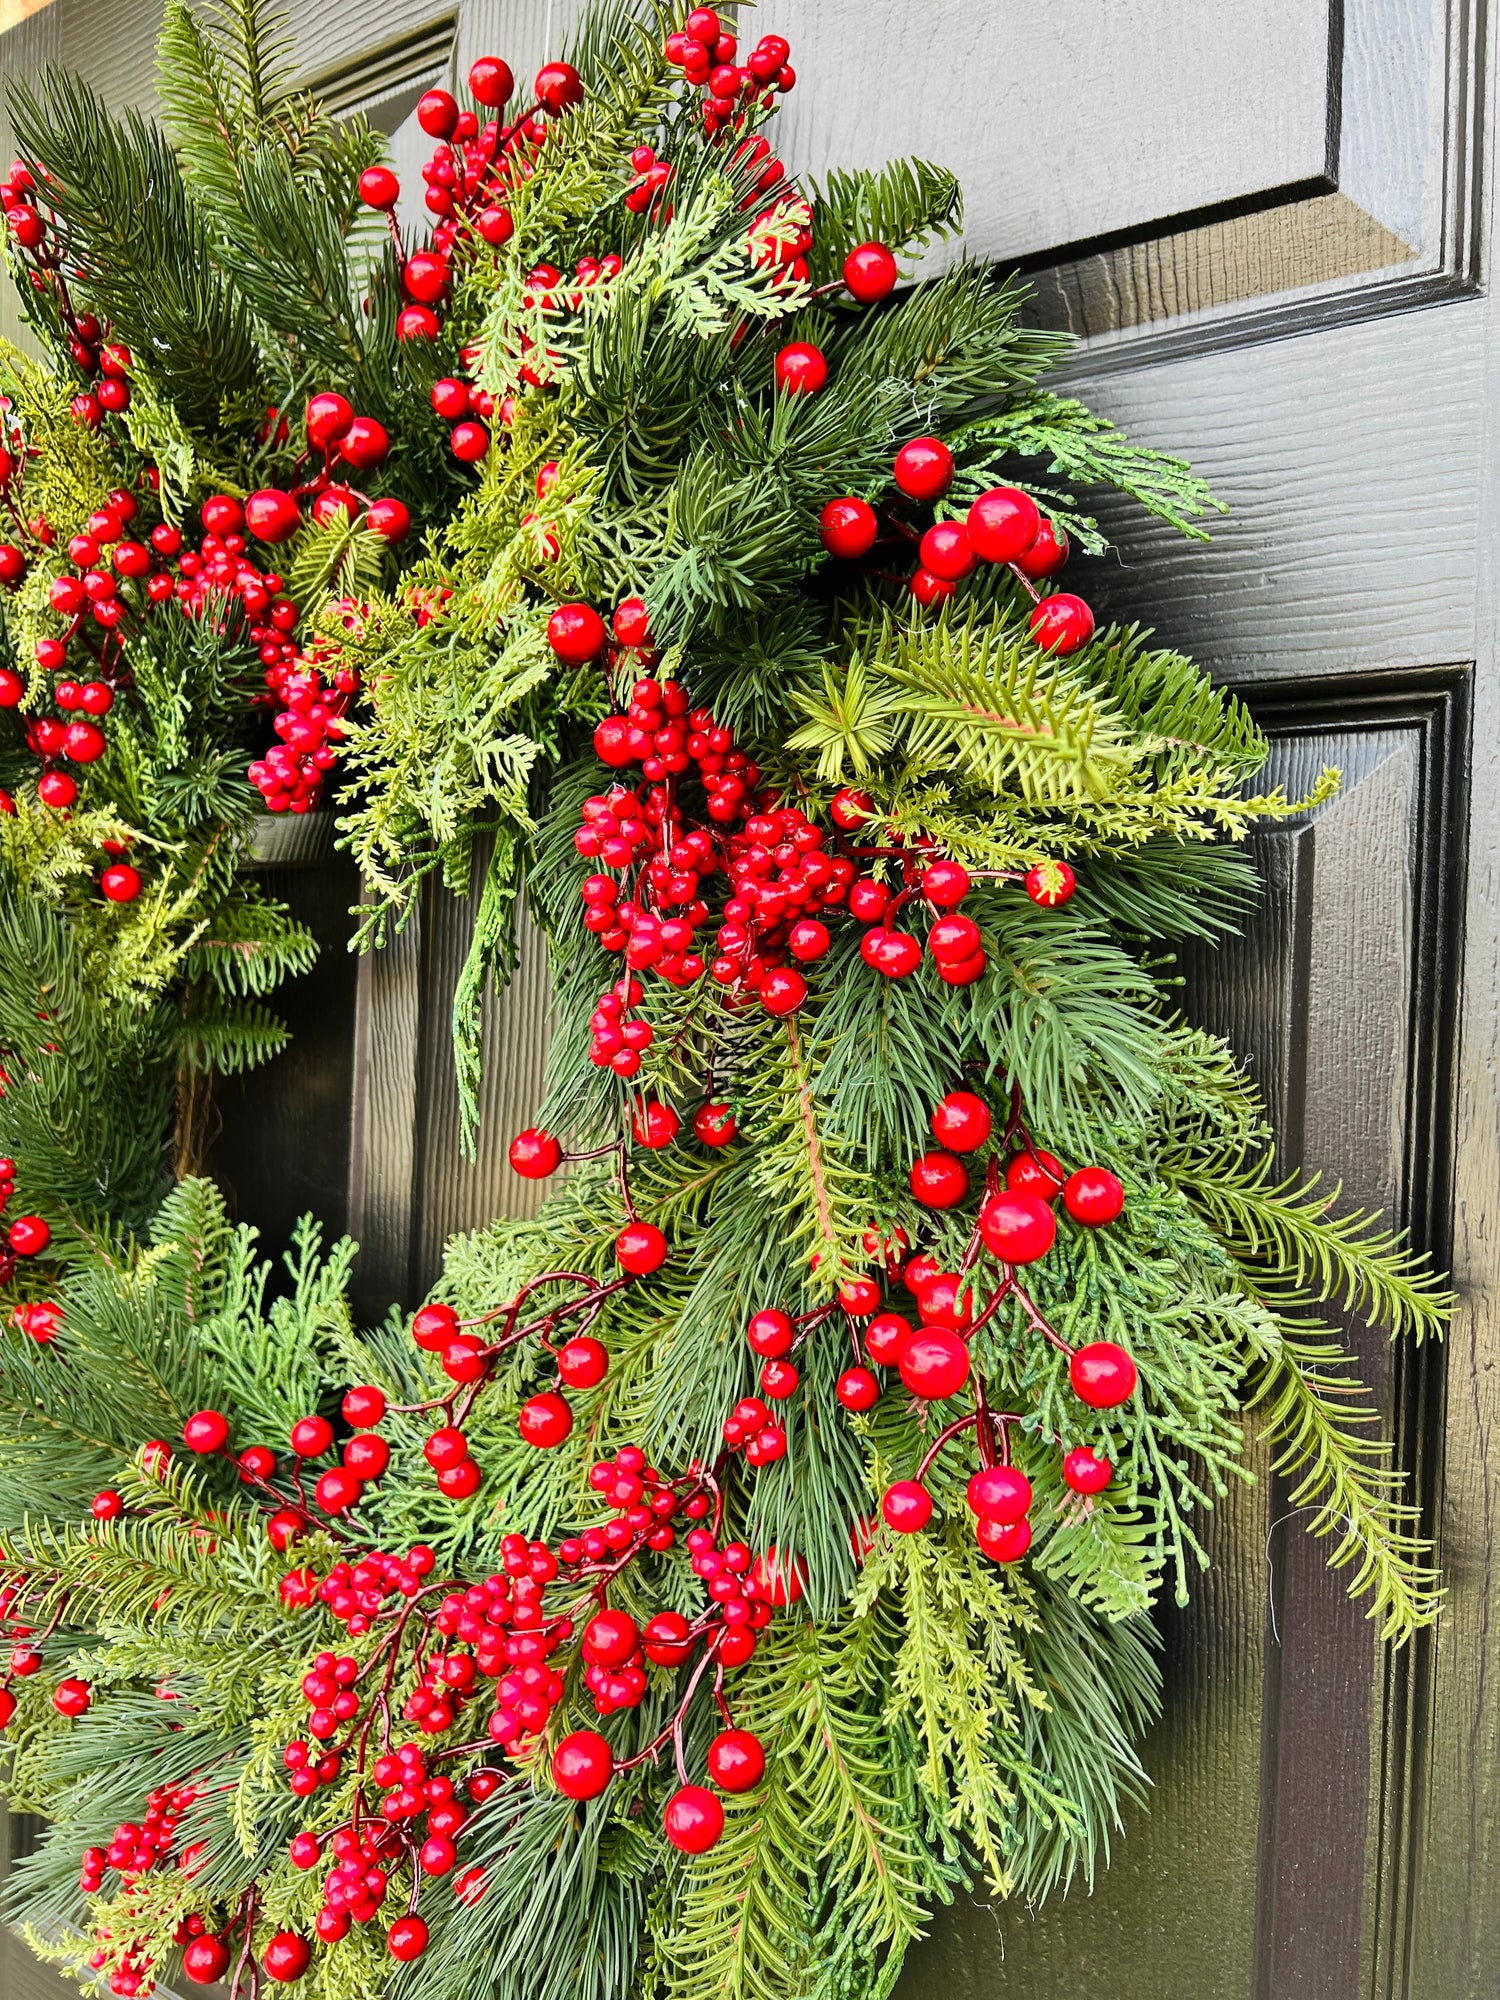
[746,1546,805,1605]
[182,1409,229,1454]
[612,597,651,647]
[843,241,898,302]
[509,1127,562,1178]
[92,1489,123,1520]
[829,787,875,829]
[367,497,410,542]
[1016,519,1068,578]
[966,1464,1031,1523]
[38,770,79,811]
[643,1610,694,1665]
[477,207,514,247]
[387,1916,429,1962]
[436,1459,482,1498]
[861,928,922,979]
[412,1301,460,1351]
[583,1608,639,1668]
[342,1384,386,1426]
[337,416,388,467]
[747,1307,794,1357]
[469,56,515,106]
[893,437,953,502]
[417,88,460,137]
[244,489,301,543]
[315,1467,363,1514]
[928,914,980,964]
[908,1149,969,1209]
[397,305,440,341]
[404,253,450,306]
[836,1365,879,1412]
[914,1270,974,1333]
[664,1784,724,1853]
[975,1515,1032,1563]
[1005,1149,1065,1200]
[1063,1445,1113,1494]
[52,1676,91,1717]
[1029,594,1095,655]
[919,520,975,581]
[881,1480,933,1532]
[774,342,827,394]
[921,860,970,908]
[343,1433,389,1480]
[518,1391,573,1448]
[553,1729,613,1798]
[451,420,490,462]
[8,1214,49,1256]
[977,1190,1055,1264]
[359,166,400,209]
[547,602,606,664]
[305,392,354,446]
[865,1310,911,1365]
[1063,1166,1125,1226]
[289,1414,334,1457]
[693,1102,736,1146]
[966,486,1040,565]
[616,1221,668,1275]
[267,1507,305,1551]
[1070,1342,1137,1409]
[758,965,807,1015]
[909,567,954,608]
[182,1938,229,1985]
[898,1325,969,1400]
[0,1688,15,1729]
[1024,860,1076,907]
[707,1728,765,1792]
[535,61,584,113]
[819,497,877,559]
[558,1336,608,1388]
[261,1933,311,1983]
[929,1090,991,1151]
[101,864,142,903]
[838,1274,880,1315]
[431,378,468,419]
[631,1100,680,1149]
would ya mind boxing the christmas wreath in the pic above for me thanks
[0,4,1449,1998]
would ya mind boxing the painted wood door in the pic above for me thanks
[0,2,1496,1994]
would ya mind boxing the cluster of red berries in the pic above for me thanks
[0,1164,51,1293]
[80,1784,195,1895]
[820,437,1093,650]
[1,167,134,421]
[241,391,409,550]
[663,9,795,136]
[248,641,359,814]
[361,56,587,348]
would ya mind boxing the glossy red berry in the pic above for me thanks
[183,1409,229,1454]
[305,392,354,447]
[865,1310,912,1365]
[92,1488,123,1520]
[928,914,981,964]
[1063,1445,1113,1494]
[829,786,875,829]
[387,1916,429,1962]
[977,1190,1055,1264]
[261,1933,311,1984]
[52,1676,91,1717]
[747,1307,794,1357]
[535,61,584,113]
[266,1507,305,1551]
[836,1365,880,1411]
[367,497,410,541]
[921,860,970,908]
[774,342,827,394]
[881,1479,933,1532]
[908,1149,969,1208]
[758,965,807,1015]
[1016,519,1069,578]
[358,166,400,209]
[976,1515,1032,1563]
[558,1336,608,1388]
[469,56,515,106]
[290,1414,334,1457]
[1070,1342,1138,1409]
[616,1220,668,1275]
[1005,1149,1066,1200]
[893,437,953,502]
[908,567,954,608]
[339,417,389,468]
[509,1127,562,1178]
[412,1301,460,1351]
[819,496,877,559]
[898,1325,970,1400]
[182,1938,230,1985]
[930,1090,991,1151]
[583,1607,639,1667]
[966,1464,1031,1523]
[8,1214,49,1256]
[343,1384,386,1426]
[611,597,651,647]
[416,88,460,138]
[1022,863,1075,913]
[101,864,142,903]
[315,1467,363,1514]
[707,1728,765,1791]
[1063,1166,1125,1226]
[547,602,606,664]
[436,1459,482,1498]
[1029,593,1095,655]
[843,241,898,302]
[966,486,1040,565]
[245,489,302,543]
[747,1546,805,1605]
[518,1392,573,1448]
[553,1729,613,1798]
[664,1784,724,1853]
[919,520,975,581]
[693,1102,737,1146]
[343,1433,389,1479]
[631,1099,680,1149]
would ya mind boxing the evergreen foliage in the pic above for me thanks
[0,4,1452,1999]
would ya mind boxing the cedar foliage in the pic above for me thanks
[0,4,1451,1999]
